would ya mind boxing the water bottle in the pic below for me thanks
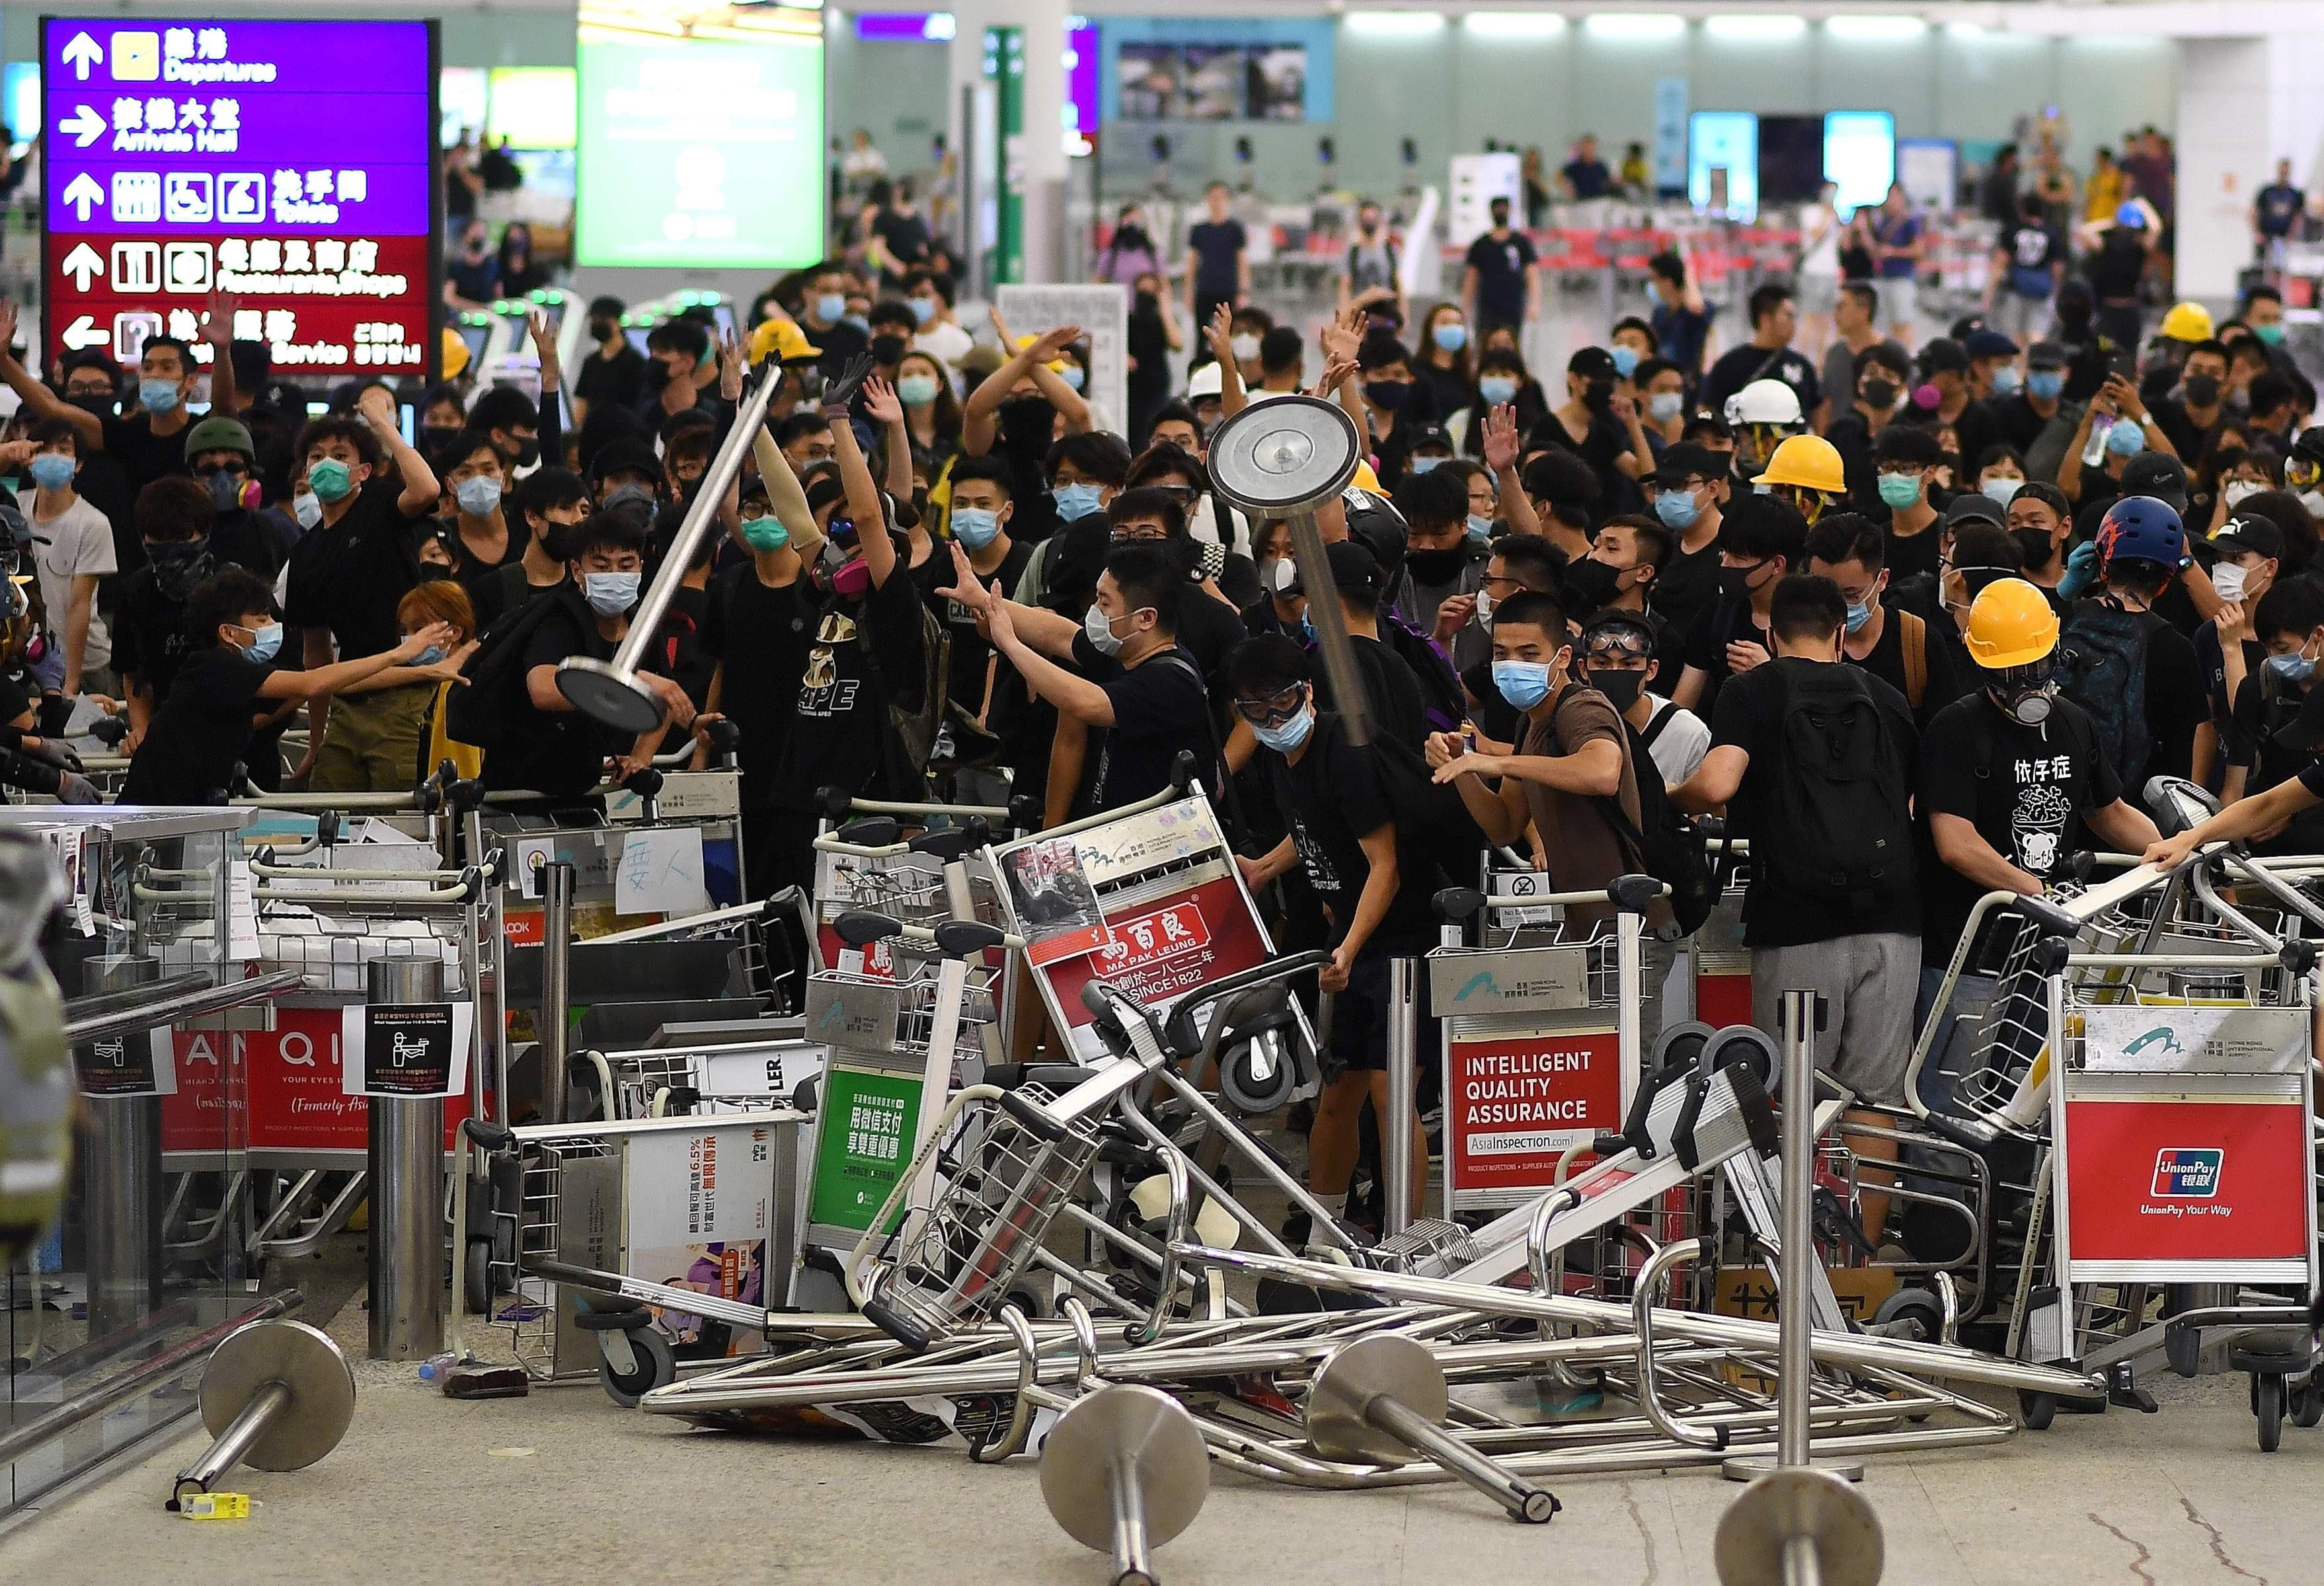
[417,1351,458,1384]
[2080,413,2113,470]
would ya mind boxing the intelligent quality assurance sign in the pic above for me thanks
[42,17,438,377]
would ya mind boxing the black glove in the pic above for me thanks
[24,739,81,773]
[820,352,876,414]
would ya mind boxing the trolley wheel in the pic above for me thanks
[598,1324,677,1408]
[1871,1287,1943,1344]
[2255,1374,2284,1453]
[463,1238,492,1316]
[2293,1379,2323,1429]
[2165,1320,2202,1378]
[2019,1390,2056,1431]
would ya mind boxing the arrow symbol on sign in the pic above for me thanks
[61,32,102,81]
[61,316,106,350]
[60,243,102,290]
[61,172,102,221]
[59,104,104,149]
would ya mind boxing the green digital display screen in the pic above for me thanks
[575,26,825,270]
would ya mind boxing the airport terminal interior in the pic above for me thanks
[8,1,2324,1582]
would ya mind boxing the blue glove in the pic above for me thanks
[2056,537,2100,601]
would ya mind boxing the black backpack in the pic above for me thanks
[1375,609,1469,736]
[2056,600,2153,793]
[444,586,571,749]
[1606,708,1717,935]
[1762,665,1916,915]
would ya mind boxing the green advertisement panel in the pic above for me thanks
[576,26,825,270]
[806,1061,923,1234]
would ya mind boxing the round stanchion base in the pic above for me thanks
[555,657,666,735]
[198,1319,356,1470]
[1715,1465,1884,1585]
[1721,1454,1866,1484]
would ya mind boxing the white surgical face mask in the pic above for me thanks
[2210,562,2250,603]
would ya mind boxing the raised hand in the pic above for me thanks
[1481,403,1520,474]
[861,373,904,427]
[716,329,744,402]
[820,352,876,412]
[1205,301,1237,364]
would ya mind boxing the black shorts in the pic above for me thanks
[1324,942,1435,1078]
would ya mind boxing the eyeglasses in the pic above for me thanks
[194,460,249,478]
[1231,683,1306,726]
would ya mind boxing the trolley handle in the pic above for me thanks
[1159,949,1332,1062]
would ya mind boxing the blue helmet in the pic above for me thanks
[2096,494,2187,571]
[2114,202,2146,229]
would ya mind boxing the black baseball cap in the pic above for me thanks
[1409,423,1455,454]
[2214,515,2286,561]
[1324,538,1386,604]
[1656,442,1725,488]
[1942,493,2007,529]
[1917,337,1968,375]
[1962,328,2019,362]
[2120,451,2189,504]
[1569,346,1618,381]
[2027,339,2069,370]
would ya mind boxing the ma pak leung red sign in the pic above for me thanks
[42,17,438,376]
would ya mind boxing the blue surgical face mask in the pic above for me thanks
[1252,709,1314,753]
[1467,513,1494,541]
[139,377,182,415]
[1611,344,1641,377]
[1477,375,1519,406]
[1654,488,1699,530]
[455,476,502,517]
[1980,476,2024,505]
[2027,369,2065,401]
[292,492,322,530]
[908,295,937,324]
[897,373,941,407]
[26,453,74,491]
[1492,659,1554,710]
[814,292,847,324]
[1990,365,2023,397]
[950,506,1002,549]
[1052,481,1103,521]
[582,570,640,616]
[1877,472,1923,510]
[241,622,282,664]
[1648,391,1684,424]
[411,644,445,667]
[1059,363,1086,392]
[1408,455,1444,474]
[2266,651,2316,683]
[1844,599,1877,634]
[2105,418,2146,457]
[1432,322,1467,354]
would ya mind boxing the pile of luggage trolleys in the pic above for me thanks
[444,769,2324,1583]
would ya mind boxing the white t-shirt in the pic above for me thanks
[914,321,974,371]
[1640,695,1710,787]
[17,490,115,673]
[1800,202,1842,279]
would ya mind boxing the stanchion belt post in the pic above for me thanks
[368,956,445,1361]
[1307,1334,1558,1523]
[538,860,574,1126]
[1777,988,1825,1471]
[1384,955,1419,1238]
[81,952,163,1338]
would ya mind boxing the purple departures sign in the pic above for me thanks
[42,17,438,377]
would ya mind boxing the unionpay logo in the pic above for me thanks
[2151,1147,2222,1198]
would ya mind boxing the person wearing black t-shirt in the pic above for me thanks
[962,324,1099,549]
[113,475,284,753]
[473,468,588,635]
[1673,576,1918,1233]
[1228,634,1457,1232]
[951,541,1214,817]
[487,513,693,802]
[1672,493,1806,722]
[0,303,234,506]
[1461,196,1538,335]
[759,412,928,896]
[866,180,931,290]
[124,566,453,806]
[1919,578,2157,983]
[2067,501,2208,806]
[1183,182,1250,352]
[573,297,648,425]
[282,393,442,790]
[936,453,1037,765]
[796,262,871,387]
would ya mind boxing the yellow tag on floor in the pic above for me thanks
[181,1493,251,1521]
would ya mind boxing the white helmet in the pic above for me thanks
[1725,377,1804,428]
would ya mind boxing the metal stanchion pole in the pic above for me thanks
[1384,956,1419,1239]
[1724,987,1861,1484]
[81,954,162,1338]
[538,860,574,1126]
[368,957,445,1361]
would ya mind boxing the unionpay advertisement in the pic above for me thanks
[41,18,437,375]
[575,22,824,270]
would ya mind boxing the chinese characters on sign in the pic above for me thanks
[43,19,436,374]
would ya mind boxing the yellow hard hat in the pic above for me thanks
[1965,578,2060,669]
[2159,301,2214,343]
[441,327,469,381]
[1753,434,1847,496]
[748,315,822,365]
[1351,458,1382,493]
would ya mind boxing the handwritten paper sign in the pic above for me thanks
[616,825,711,917]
